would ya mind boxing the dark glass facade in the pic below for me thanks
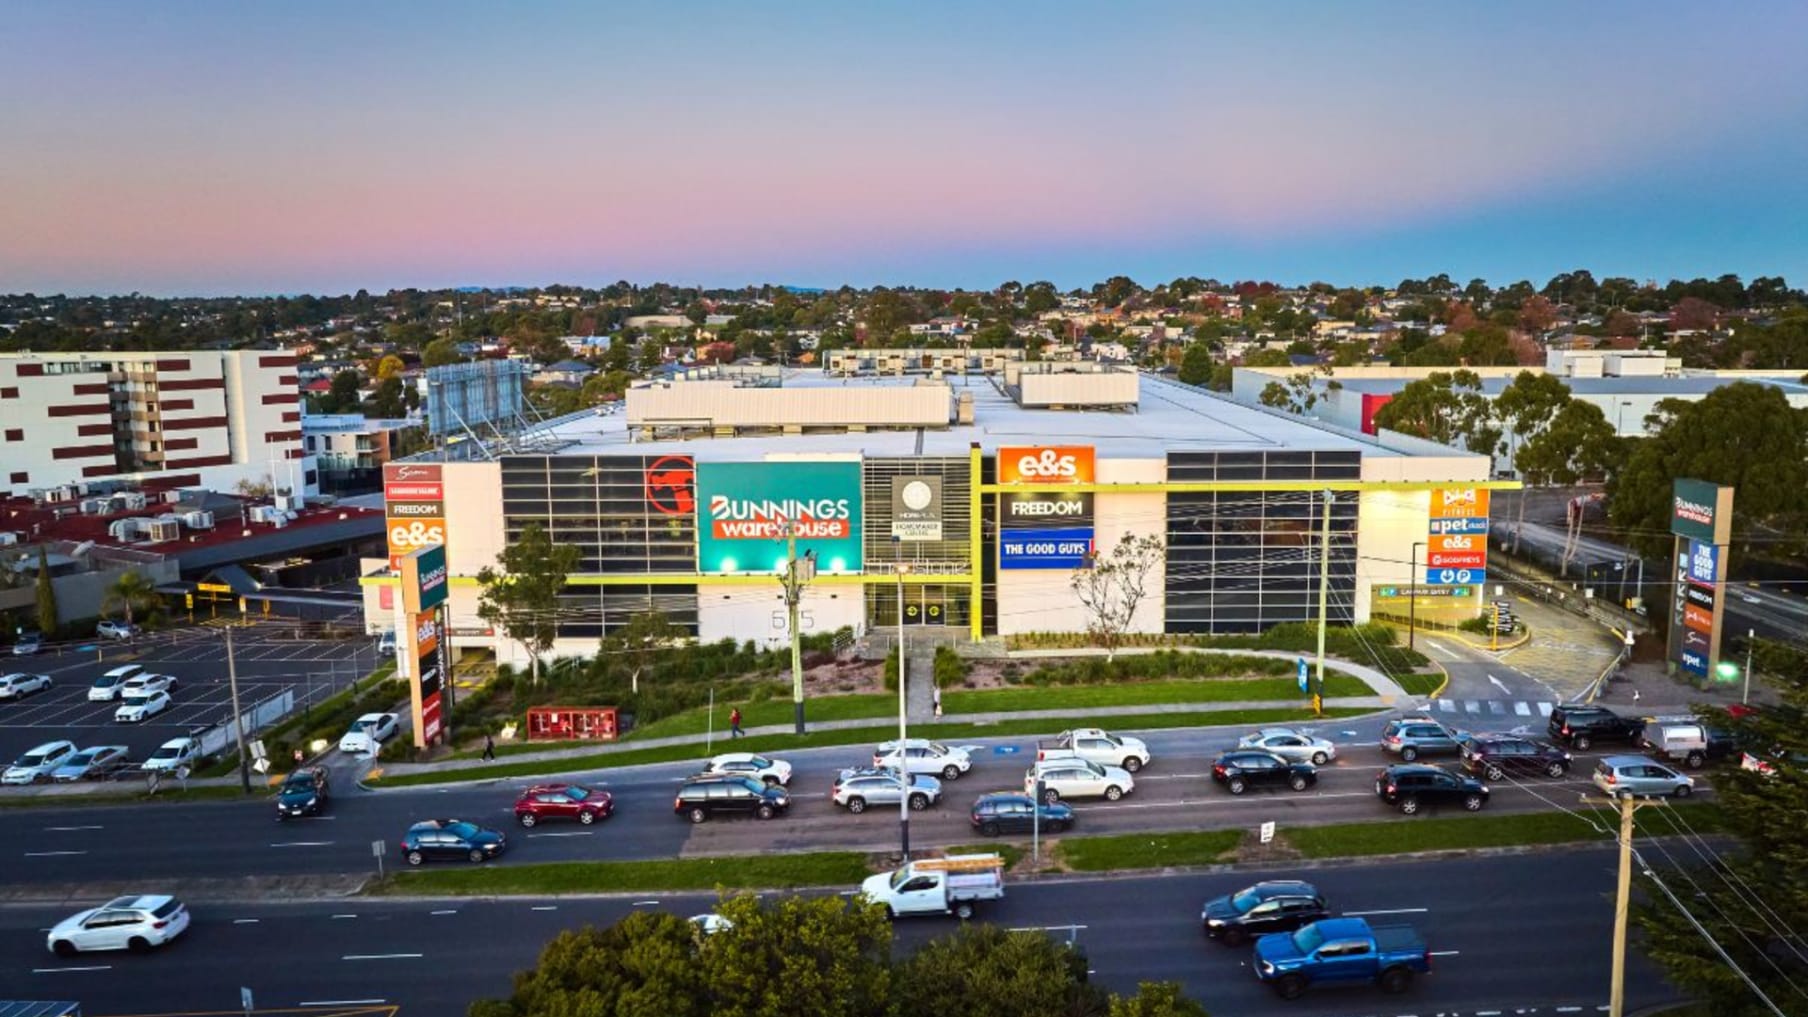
[1164,451,1360,634]
[500,454,698,636]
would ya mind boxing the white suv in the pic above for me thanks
[89,664,144,702]
[48,895,190,955]
[3,740,78,784]
[1026,757,1135,803]
[873,739,972,781]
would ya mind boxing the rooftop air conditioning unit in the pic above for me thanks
[146,520,180,542]
[80,498,110,516]
[108,518,144,541]
[182,510,215,530]
[164,490,184,503]
[69,540,94,559]
[48,486,76,503]
[155,512,182,526]
[121,491,148,509]
[0,532,17,546]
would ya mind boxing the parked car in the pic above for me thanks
[1252,917,1431,1000]
[700,752,793,787]
[1548,704,1645,751]
[116,689,172,723]
[375,630,396,655]
[1026,757,1134,802]
[1640,718,1739,770]
[11,631,42,656]
[142,737,203,774]
[52,745,131,782]
[1380,716,1463,761]
[859,854,1005,920]
[1374,763,1490,814]
[1238,727,1338,766]
[96,620,139,640]
[340,712,400,754]
[1593,756,1694,799]
[970,791,1074,836]
[1458,734,1572,780]
[89,665,142,702]
[1202,880,1329,946]
[673,774,790,823]
[873,739,972,781]
[690,912,735,936]
[400,818,507,865]
[3,740,78,784]
[120,673,178,698]
[46,895,190,956]
[514,783,614,826]
[1036,727,1152,772]
[0,672,52,700]
[832,767,942,812]
[1211,750,1318,795]
[276,766,331,819]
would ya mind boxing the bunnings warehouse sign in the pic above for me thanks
[695,461,863,574]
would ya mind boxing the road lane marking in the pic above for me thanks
[531,905,558,911]
[233,918,260,924]
[270,841,335,847]
[1342,908,1428,916]
[632,900,661,906]
[342,953,423,960]
[24,850,87,857]
[1488,674,1511,694]
[528,831,593,838]
[301,1001,389,1008]
[45,825,103,832]
[1429,949,1461,956]
[33,965,111,973]
[431,909,458,915]
[332,913,358,919]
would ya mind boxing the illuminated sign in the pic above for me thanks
[997,446,1096,485]
[694,461,863,574]
[644,455,695,518]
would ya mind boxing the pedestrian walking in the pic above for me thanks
[482,733,496,761]
[932,685,942,718]
[730,707,745,738]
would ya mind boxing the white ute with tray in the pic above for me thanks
[860,853,1005,920]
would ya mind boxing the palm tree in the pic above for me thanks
[103,570,161,627]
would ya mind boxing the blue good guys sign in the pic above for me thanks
[1000,527,1093,569]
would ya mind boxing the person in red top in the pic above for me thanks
[730,707,744,738]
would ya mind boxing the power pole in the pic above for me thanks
[1312,490,1333,717]
[224,625,251,793]
[1408,539,1424,651]
[1580,793,1662,1017]
[778,522,815,735]
[894,537,911,860]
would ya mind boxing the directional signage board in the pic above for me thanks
[1423,488,1489,593]
[1424,567,1486,586]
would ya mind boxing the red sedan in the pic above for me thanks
[513,783,614,827]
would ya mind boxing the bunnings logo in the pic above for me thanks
[1673,496,1713,526]
[707,495,853,539]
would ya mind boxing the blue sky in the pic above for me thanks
[2,1,1805,294]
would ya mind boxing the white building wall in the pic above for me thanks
[1354,453,1492,622]
[697,583,864,649]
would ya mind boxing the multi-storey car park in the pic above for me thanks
[361,357,1514,675]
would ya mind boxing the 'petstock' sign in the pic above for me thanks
[695,461,863,574]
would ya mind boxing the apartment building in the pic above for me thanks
[0,350,314,498]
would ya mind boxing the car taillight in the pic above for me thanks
[1562,724,1571,734]
[1604,773,1616,784]
[153,919,169,929]
[675,797,683,809]
[1386,784,1397,794]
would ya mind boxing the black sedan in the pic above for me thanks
[1201,880,1329,946]
[400,818,507,865]
[970,791,1074,835]
[1210,750,1317,795]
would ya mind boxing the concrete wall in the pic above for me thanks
[0,560,181,626]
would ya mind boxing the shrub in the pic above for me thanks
[933,646,969,689]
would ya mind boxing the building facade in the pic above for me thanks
[363,369,1507,665]
[0,350,313,498]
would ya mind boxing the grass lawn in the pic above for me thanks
[943,674,1369,714]
[371,707,1374,788]
[629,694,898,741]
[367,852,873,896]
[1283,803,1726,859]
[1061,830,1243,871]
[0,784,260,808]
[1393,671,1444,697]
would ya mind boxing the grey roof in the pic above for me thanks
[537,372,1434,461]
[202,564,260,595]
[173,515,386,575]
[1324,374,1808,397]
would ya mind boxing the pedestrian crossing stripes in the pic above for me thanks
[1433,698,1555,718]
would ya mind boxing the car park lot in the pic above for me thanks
[0,623,381,772]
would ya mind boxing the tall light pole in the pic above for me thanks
[224,625,251,793]
[894,536,911,859]
[777,520,815,735]
[1743,628,1756,705]
[1408,540,1425,651]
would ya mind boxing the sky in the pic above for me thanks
[3,1,1807,297]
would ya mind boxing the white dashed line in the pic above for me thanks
[430,909,458,915]
[1343,908,1429,916]
[527,831,593,838]
[531,905,558,911]
[44,825,103,832]
[233,918,260,924]
[33,965,111,973]
[631,900,661,906]
[342,953,422,961]
[331,913,358,920]
[300,1001,388,1008]
[1429,949,1461,956]
[23,850,87,858]
[269,841,334,848]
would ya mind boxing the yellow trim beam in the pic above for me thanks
[361,573,973,588]
[977,479,1522,494]
[969,443,984,640]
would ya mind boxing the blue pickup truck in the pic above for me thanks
[1252,916,1431,1000]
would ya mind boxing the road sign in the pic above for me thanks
[1296,657,1308,692]
[1260,821,1276,844]
[252,757,270,774]
[250,739,266,761]
[241,987,254,1014]
[1425,568,1486,586]
[372,839,387,857]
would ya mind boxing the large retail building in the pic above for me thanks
[362,361,1511,666]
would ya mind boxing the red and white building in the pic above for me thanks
[0,350,315,498]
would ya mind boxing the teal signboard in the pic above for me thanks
[695,461,864,574]
[1670,478,1731,545]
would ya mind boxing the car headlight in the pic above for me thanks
[1207,918,1225,927]
[1260,961,1275,975]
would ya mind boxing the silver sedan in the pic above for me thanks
[1237,727,1338,766]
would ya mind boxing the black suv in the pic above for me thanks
[400,818,507,865]
[276,766,330,819]
[1375,764,1490,814]
[1210,750,1317,795]
[1459,734,1571,780]
[1548,705,1644,751]
[970,791,1074,835]
[1201,880,1329,946]
[674,774,790,823]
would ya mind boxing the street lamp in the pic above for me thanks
[893,536,911,860]
[776,520,816,735]
[1408,540,1425,651]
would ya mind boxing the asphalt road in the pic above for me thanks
[0,624,377,765]
[6,715,1686,888]
[0,851,1681,1016]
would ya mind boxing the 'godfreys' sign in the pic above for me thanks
[695,461,864,574]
